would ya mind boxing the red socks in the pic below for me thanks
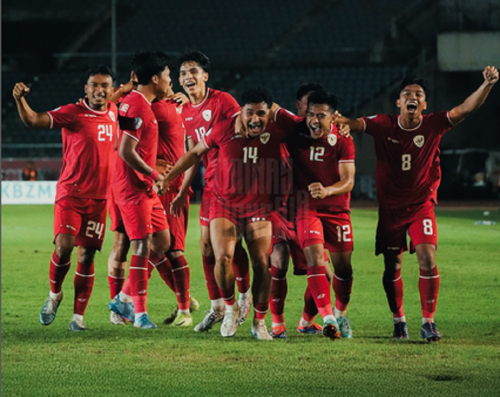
[203,256,222,300]
[49,251,70,294]
[419,266,440,318]
[333,273,353,312]
[383,269,404,318]
[73,262,95,315]
[128,255,149,314]
[270,265,287,324]
[170,256,190,311]
[306,266,333,318]
[233,245,250,293]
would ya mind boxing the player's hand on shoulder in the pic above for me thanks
[234,113,247,136]
[167,92,190,106]
[308,182,327,199]
[483,66,499,85]
[334,111,351,138]
[13,82,30,99]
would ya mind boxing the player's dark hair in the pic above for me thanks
[86,64,115,81]
[399,76,430,97]
[130,51,172,85]
[296,83,325,101]
[177,50,211,73]
[240,86,273,108]
[307,90,338,113]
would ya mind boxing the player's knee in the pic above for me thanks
[200,240,213,256]
[216,253,233,272]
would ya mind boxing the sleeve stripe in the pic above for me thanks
[123,131,140,142]
[47,113,54,129]
[360,118,367,133]
[339,159,355,163]
[446,111,458,126]
[200,134,210,149]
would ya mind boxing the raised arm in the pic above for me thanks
[449,66,499,125]
[308,161,356,199]
[13,82,51,128]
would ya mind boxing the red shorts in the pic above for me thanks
[296,208,353,253]
[109,191,126,234]
[54,197,108,250]
[376,200,437,256]
[271,210,308,275]
[118,195,169,240]
[159,190,189,252]
[200,188,216,227]
[210,199,271,231]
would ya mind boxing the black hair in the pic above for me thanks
[296,83,325,101]
[240,86,273,108]
[86,64,115,81]
[399,76,429,97]
[307,90,338,113]
[130,51,172,85]
[177,50,211,73]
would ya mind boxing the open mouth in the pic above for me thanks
[248,121,261,133]
[185,82,196,89]
[407,103,417,111]
[309,125,321,134]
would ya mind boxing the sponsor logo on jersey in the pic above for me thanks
[176,107,182,114]
[185,117,193,121]
[202,109,212,122]
[328,134,337,146]
[260,132,270,144]
[65,224,77,231]
[109,111,116,122]
[387,137,399,144]
[413,135,424,148]
[84,114,97,117]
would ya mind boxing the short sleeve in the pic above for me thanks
[47,104,77,130]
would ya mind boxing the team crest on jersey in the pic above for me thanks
[108,111,116,122]
[260,132,270,144]
[413,135,424,148]
[328,134,337,146]
[202,110,212,122]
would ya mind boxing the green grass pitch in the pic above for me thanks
[2,203,500,396]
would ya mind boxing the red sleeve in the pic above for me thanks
[274,108,302,132]
[47,104,77,130]
[338,135,355,163]
[219,92,240,119]
[361,114,390,138]
[202,118,232,149]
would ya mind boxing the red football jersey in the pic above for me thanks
[48,99,117,201]
[111,90,159,205]
[182,88,240,191]
[202,117,287,211]
[361,112,454,208]
[152,99,185,190]
[275,108,355,213]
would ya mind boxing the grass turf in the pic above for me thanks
[1,203,500,396]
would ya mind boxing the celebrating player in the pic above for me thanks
[13,65,118,331]
[334,66,499,341]
[107,51,173,329]
[273,90,356,341]
[174,50,252,332]
[163,87,288,340]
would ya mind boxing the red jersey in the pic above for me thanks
[152,99,185,190]
[47,99,117,201]
[202,117,287,211]
[361,112,454,208]
[182,88,240,191]
[275,108,355,213]
[111,90,159,205]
